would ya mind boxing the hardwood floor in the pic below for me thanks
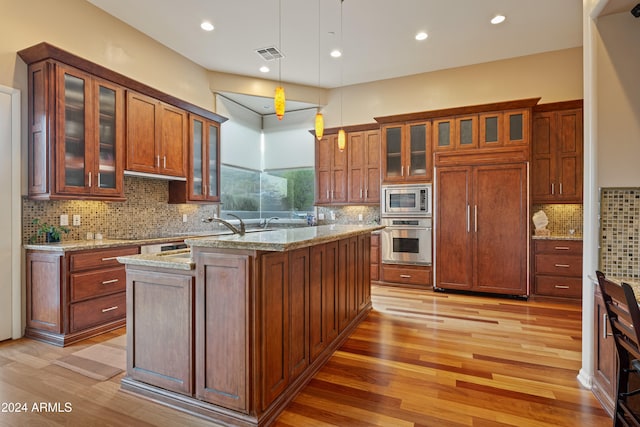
[0,285,609,426]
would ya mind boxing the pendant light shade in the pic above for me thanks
[337,129,346,151]
[274,86,286,120]
[315,111,324,140]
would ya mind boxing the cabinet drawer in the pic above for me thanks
[535,254,582,277]
[534,240,582,255]
[70,292,126,332]
[381,264,431,286]
[70,266,126,302]
[535,276,582,298]
[69,246,139,272]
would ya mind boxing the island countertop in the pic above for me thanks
[186,224,384,252]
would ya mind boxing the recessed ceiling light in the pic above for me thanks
[259,66,270,73]
[415,32,428,41]
[490,15,506,25]
[330,49,342,58]
[200,21,214,31]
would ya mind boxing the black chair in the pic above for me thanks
[597,270,640,426]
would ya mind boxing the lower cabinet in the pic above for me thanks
[26,245,138,346]
[592,285,617,417]
[381,263,432,287]
[533,239,582,299]
[371,232,380,282]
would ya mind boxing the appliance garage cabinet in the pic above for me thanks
[18,42,227,201]
[25,245,139,346]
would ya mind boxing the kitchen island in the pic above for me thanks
[117,224,382,427]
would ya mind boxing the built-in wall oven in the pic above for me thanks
[381,184,432,266]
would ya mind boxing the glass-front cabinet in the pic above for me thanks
[170,114,220,203]
[55,64,124,199]
[382,121,431,183]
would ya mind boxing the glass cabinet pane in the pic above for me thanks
[385,127,402,177]
[409,124,426,175]
[437,122,451,147]
[208,124,218,198]
[97,85,117,189]
[509,113,523,141]
[459,119,474,146]
[484,116,499,143]
[192,119,204,196]
[63,73,86,187]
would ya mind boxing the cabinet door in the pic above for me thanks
[556,109,583,202]
[455,116,478,149]
[356,233,371,312]
[364,130,381,203]
[531,112,555,202]
[197,253,249,411]
[126,91,159,174]
[592,289,617,417]
[26,252,63,334]
[382,125,403,181]
[433,118,455,151]
[92,79,124,196]
[406,122,431,182]
[504,109,529,146]
[331,136,348,203]
[473,163,527,295]
[189,116,206,201]
[435,166,473,290]
[310,241,339,362]
[289,248,309,382]
[479,112,503,148]
[315,135,332,204]
[348,131,365,202]
[159,103,187,177]
[206,121,220,200]
[56,66,92,195]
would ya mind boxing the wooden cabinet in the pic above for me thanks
[348,130,381,203]
[434,109,529,152]
[533,239,582,299]
[532,101,583,203]
[25,61,125,200]
[126,91,188,178]
[370,232,380,282]
[310,242,339,361]
[26,245,138,346]
[381,264,432,287]
[169,114,221,203]
[316,134,347,204]
[435,162,528,296]
[593,284,618,417]
[126,268,195,396]
[382,121,432,183]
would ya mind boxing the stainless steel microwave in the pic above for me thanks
[381,183,432,217]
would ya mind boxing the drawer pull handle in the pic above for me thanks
[102,279,119,285]
[102,306,118,313]
[554,264,570,268]
[101,257,118,261]
[554,246,570,250]
[400,274,412,278]
[554,285,570,289]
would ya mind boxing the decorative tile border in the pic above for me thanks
[599,188,640,278]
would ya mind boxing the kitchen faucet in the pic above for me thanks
[202,213,246,235]
[262,217,279,229]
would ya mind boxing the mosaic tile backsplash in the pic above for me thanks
[316,205,380,225]
[600,188,640,278]
[23,176,220,244]
[532,204,584,236]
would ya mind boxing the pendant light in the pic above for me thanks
[274,0,286,120]
[314,0,324,140]
[337,0,346,152]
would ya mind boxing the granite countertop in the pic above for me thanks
[117,248,195,271]
[532,234,583,241]
[185,224,385,252]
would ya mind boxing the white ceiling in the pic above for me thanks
[86,0,637,114]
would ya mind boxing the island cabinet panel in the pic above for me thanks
[309,241,339,362]
[126,269,194,396]
[26,252,64,334]
[357,233,371,312]
[336,238,350,332]
[197,253,250,412]
[288,248,310,382]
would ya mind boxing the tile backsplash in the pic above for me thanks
[316,205,380,225]
[23,176,219,244]
[532,204,583,236]
[599,188,640,278]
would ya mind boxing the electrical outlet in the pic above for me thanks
[358,214,363,222]
[330,211,335,221]
[318,213,325,221]
[182,214,188,223]
[72,214,81,226]
[60,214,69,226]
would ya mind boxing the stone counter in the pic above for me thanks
[532,234,583,241]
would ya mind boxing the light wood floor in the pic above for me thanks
[0,286,610,426]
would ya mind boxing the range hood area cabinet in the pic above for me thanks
[169,114,221,203]
[18,42,227,201]
[23,60,126,201]
[434,150,529,297]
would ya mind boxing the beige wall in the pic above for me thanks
[596,12,640,187]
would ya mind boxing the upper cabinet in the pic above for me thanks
[315,134,348,204]
[348,129,380,203]
[531,101,583,203]
[169,114,220,203]
[381,121,432,183]
[25,61,125,201]
[18,42,228,202]
[126,91,187,178]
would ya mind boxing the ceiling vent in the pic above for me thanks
[255,46,284,61]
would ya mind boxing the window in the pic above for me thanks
[220,165,315,220]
